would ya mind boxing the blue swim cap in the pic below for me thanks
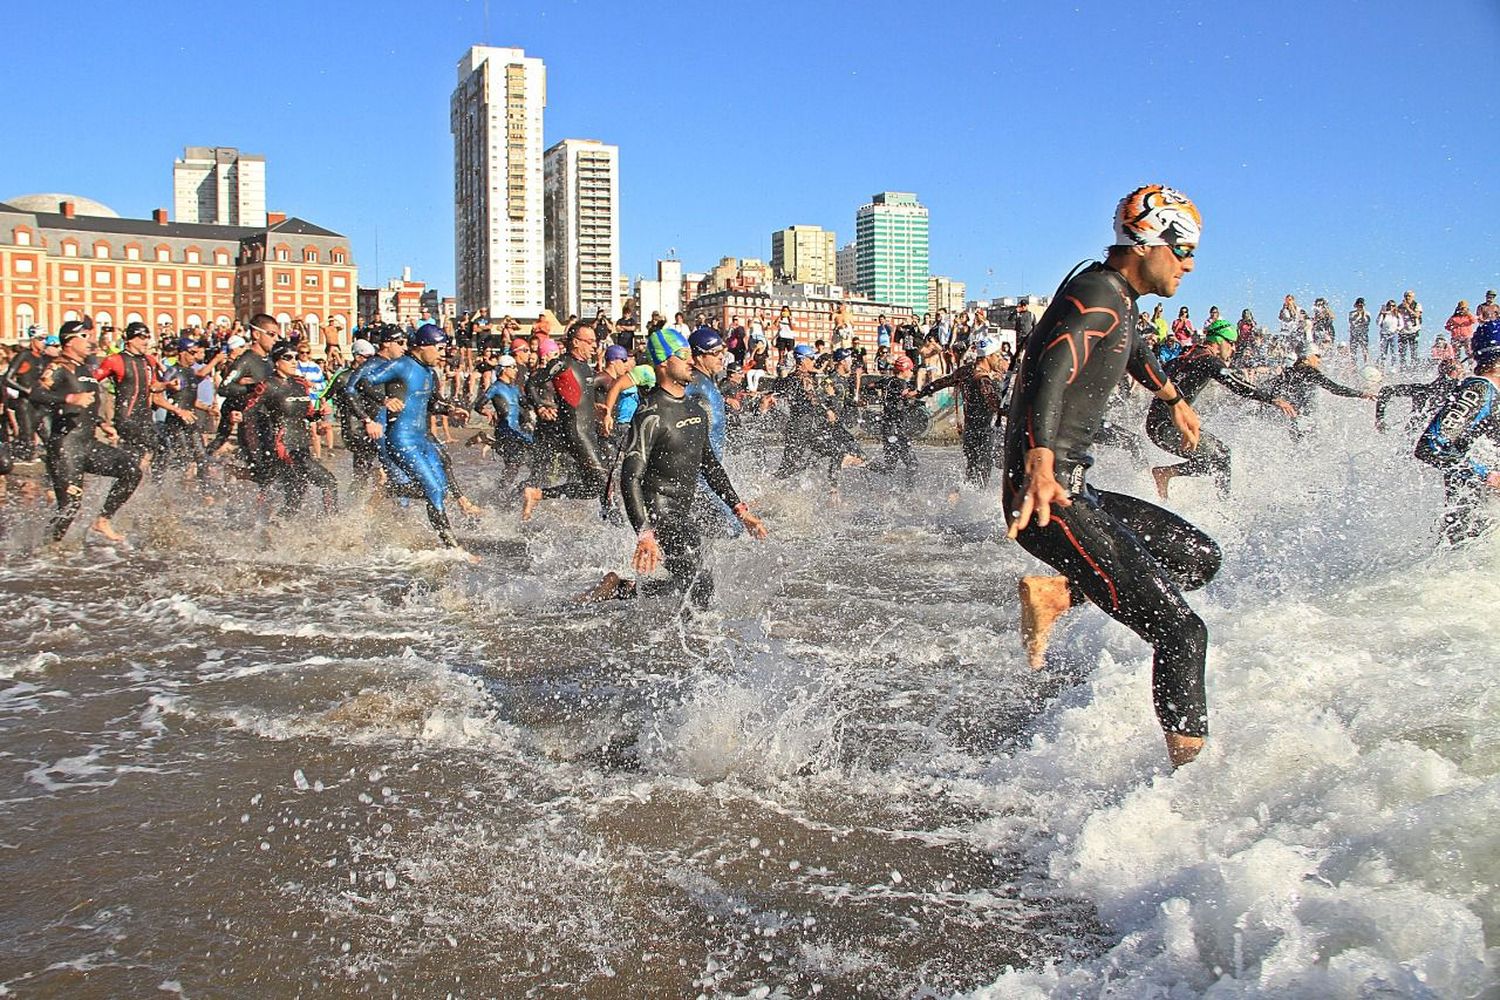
[646,327,689,364]
[44,334,61,346]
[412,323,448,347]
[1473,319,1500,365]
[604,344,630,364]
[793,344,817,361]
[689,328,724,355]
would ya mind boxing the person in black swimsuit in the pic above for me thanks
[29,322,142,543]
[584,328,766,607]
[521,325,608,519]
[1269,349,1373,440]
[1148,318,1295,498]
[916,336,1010,487]
[1005,185,1219,769]
[1375,359,1463,434]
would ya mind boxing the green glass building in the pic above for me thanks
[854,192,929,313]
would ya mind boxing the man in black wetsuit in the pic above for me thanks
[1005,185,1218,769]
[865,354,923,486]
[3,329,49,460]
[215,316,279,479]
[155,336,220,494]
[1148,318,1295,498]
[29,322,142,543]
[252,341,339,516]
[771,345,864,483]
[916,336,1010,487]
[520,324,607,519]
[324,338,379,487]
[95,322,170,469]
[584,327,767,606]
[1269,348,1373,440]
[1375,359,1463,435]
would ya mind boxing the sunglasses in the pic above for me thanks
[1168,245,1196,261]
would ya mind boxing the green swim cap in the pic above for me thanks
[1204,318,1237,343]
[631,364,656,389]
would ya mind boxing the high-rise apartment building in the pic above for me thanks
[451,45,546,320]
[854,192,929,312]
[770,225,836,285]
[172,147,266,227]
[544,139,620,321]
[928,275,966,315]
[835,241,857,292]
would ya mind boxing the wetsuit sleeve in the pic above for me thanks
[219,355,256,404]
[699,440,742,511]
[1309,369,1366,398]
[1375,383,1420,425]
[95,353,124,386]
[27,362,71,408]
[1126,334,1168,393]
[2,354,23,395]
[1416,381,1492,480]
[915,367,963,399]
[1211,364,1277,403]
[619,409,657,533]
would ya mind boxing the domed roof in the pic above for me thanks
[5,193,121,218]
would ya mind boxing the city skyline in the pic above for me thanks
[2,0,1497,324]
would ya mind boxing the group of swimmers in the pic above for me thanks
[3,185,1496,770]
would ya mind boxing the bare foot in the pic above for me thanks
[1165,732,1204,768]
[1150,466,1173,500]
[577,571,627,602]
[456,495,485,517]
[840,454,865,469]
[1019,575,1071,670]
[520,486,543,521]
[89,516,128,543]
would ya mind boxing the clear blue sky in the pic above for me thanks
[3,0,1497,324]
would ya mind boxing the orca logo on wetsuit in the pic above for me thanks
[674,416,703,429]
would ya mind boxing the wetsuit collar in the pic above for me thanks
[1099,261,1143,301]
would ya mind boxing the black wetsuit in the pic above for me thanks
[771,371,858,481]
[252,374,338,514]
[95,350,163,465]
[1004,262,1222,738]
[918,361,1006,486]
[866,374,921,486]
[620,385,743,607]
[1269,360,1366,440]
[532,354,608,500]
[325,363,378,483]
[1147,345,1282,496]
[1376,372,1461,434]
[3,347,48,459]
[216,349,273,467]
[1415,375,1500,544]
[30,357,143,540]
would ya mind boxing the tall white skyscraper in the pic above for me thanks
[172,146,266,226]
[544,139,620,321]
[450,45,546,319]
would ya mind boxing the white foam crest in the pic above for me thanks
[639,656,845,782]
[967,408,1500,996]
[0,651,60,681]
[141,593,435,642]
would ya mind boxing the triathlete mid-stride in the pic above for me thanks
[1005,185,1222,769]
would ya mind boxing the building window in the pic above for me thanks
[304,274,319,288]
[303,248,318,263]
[332,251,346,264]
[94,244,110,259]
[13,258,33,274]
[156,272,173,288]
[186,275,202,289]
[275,247,289,262]
[126,245,141,261]
[186,250,201,264]
[214,250,229,265]
[276,273,290,287]
[332,275,347,289]
[125,271,143,286]
[156,247,171,262]
[214,276,231,290]
[62,267,80,283]
[62,241,78,257]
[93,269,112,284]
[14,229,31,246]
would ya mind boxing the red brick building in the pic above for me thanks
[0,196,356,346]
[686,286,916,348]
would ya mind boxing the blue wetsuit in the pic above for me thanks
[685,370,741,537]
[361,356,458,546]
[480,379,534,445]
[345,356,413,489]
